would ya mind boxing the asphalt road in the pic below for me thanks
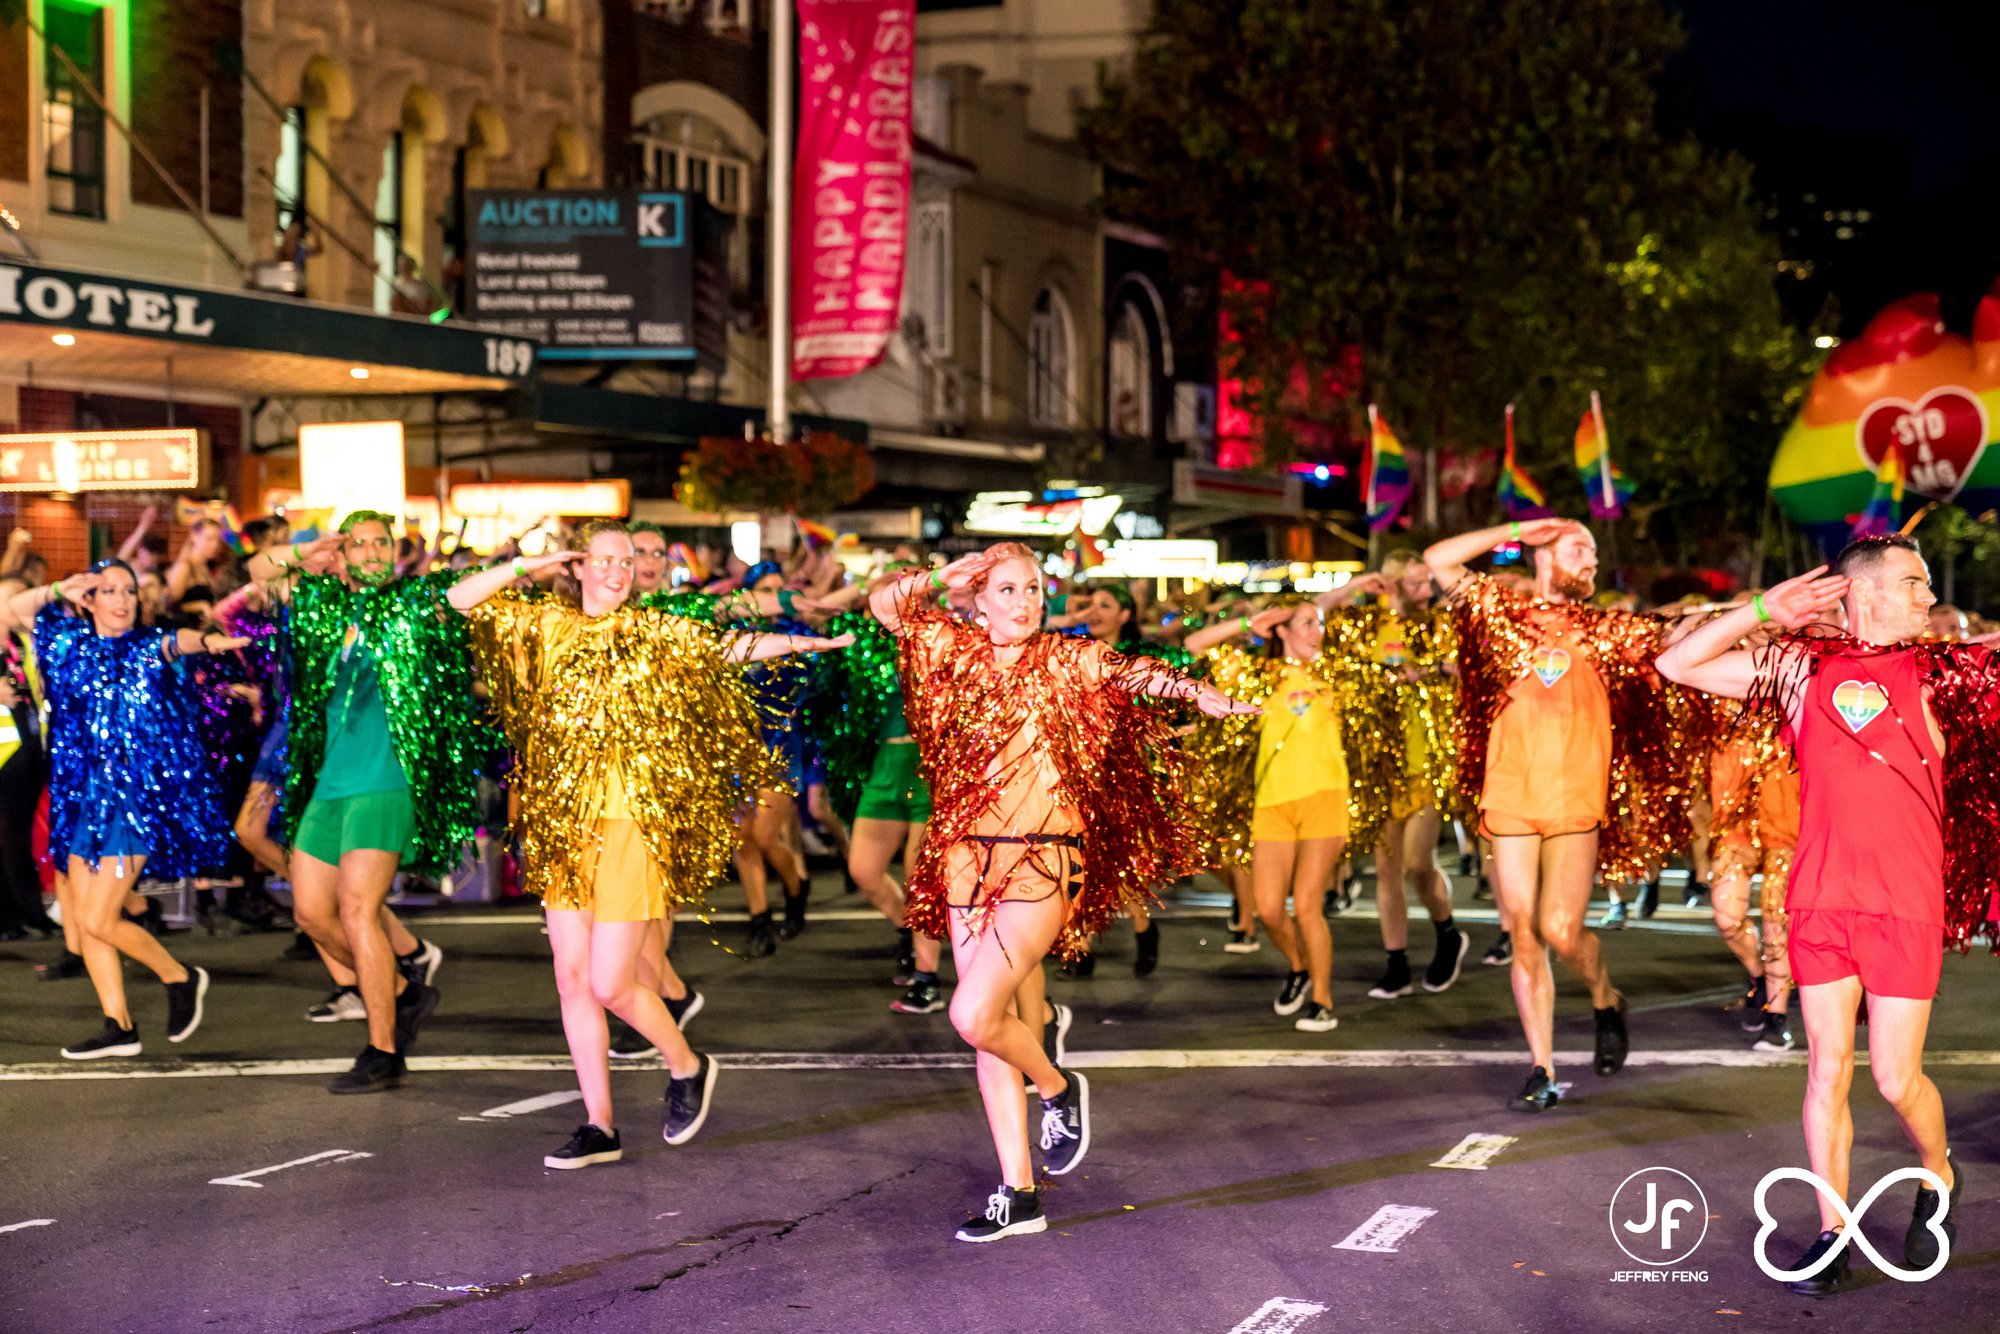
[2,872,1995,1333]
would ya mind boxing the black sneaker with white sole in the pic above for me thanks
[890,978,945,1014]
[663,1053,718,1145]
[1038,1068,1090,1175]
[329,1045,406,1095]
[1423,929,1471,992]
[393,982,440,1055]
[1905,1152,1961,1270]
[398,939,444,989]
[1753,1012,1796,1052]
[1738,974,1770,1031]
[165,966,209,1043]
[1481,932,1513,966]
[544,1123,623,1170]
[1367,954,1413,1000]
[61,1019,142,1060]
[608,1017,655,1060]
[1043,1002,1072,1069]
[1273,970,1310,1016]
[1294,1003,1338,1033]
[1515,1065,1561,1112]
[955,1185,1047,1242]
[1222,929,1261,955]
[665,989,704,1031]
[1784,1229,1850,1296]
[306,986,365,1023]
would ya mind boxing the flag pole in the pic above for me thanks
[1364,403,1380,566]
[767,2,795,443]
[1590,389,1612,514]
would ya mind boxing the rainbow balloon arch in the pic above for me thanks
[1769,285,2000,548]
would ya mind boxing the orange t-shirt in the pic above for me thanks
[1479,621,1612,825]
[1709,732,1800,850]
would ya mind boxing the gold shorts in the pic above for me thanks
[572,819,670,924]
[1252,792,1351,844]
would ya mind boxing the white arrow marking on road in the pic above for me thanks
[0,1219,54,1234]
[210,1149,373,1188]
[1430,1132,1518,1170]
[1332,1204,1437,1254]
[474,1089,585,1120]
[1227,1297,1328,1333]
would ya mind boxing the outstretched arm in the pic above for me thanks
[446,552,577,612]
[1119,658,1261,717]
[168,627,254,660]
[246,534,343,585]
[1655,567,1847,700]
[723,630,856,664]
[1422,517,1577,594]
[1,528,32,577]
[1184,604,1289,656]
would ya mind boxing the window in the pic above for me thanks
[907,201,951,354]
[43,2,107,219]
[373,133,404,313]
[637,133,749,216]
[1028,287,1076,430]
[274,106,307,244]
[1107,304,1153,439]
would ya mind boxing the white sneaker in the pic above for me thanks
[1294,1004,1338,1033]
[306,987,366,1022]
[1222,929,1261,954]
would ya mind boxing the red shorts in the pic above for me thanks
[1788,910,1942,1000]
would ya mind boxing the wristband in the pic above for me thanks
[1752,593,1771,625]
[777,589,798,615]
[511,557,528,580]
[1239,615,1253,635]
[1508,521,1523,542]
[929,569,946,591]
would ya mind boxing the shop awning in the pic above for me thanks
[532,382,867,446]
[0,259,537,396]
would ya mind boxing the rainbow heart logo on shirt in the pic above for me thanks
[1381,638,1407,668]
[1285,689,1317,717]
[1530,646,1570,688]
[1832,679,1889,732]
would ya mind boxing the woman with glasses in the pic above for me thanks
[461,521,850,1169]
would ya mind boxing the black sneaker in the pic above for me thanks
[280,931,319,962]
[1784,1229,1850,1296]
[777,888,808,941]
[1684,881,1709,909]
[398,939,444,989]
[544,1123,623,1170]
[1134,924,1161,977]
[1060,950,1096,978]
[745,912,777,957]
[306,986,365,1023]
[1458,851,1475,877]
[1294,1003,1338,1033]
[1043,1002,1072,1068]
[955,1185,1047,1242]
[1739,975,1770,1031]
[1905,1153,1961,1270]
[609,1017,655,1060]
[1367,954,1413,1000]
[393,982,441,1055]
[1222,929,1260,955]
[1593,994,1629,1076]
[60,1019,142,1060]
[663,1053,719,1145]
[165,967,209,1043]
[665,989,704,1031]
[1515,1065,1560,1112]
[36,949,87,981]
[1423,929,1471,992]
[329,1045,405,1094]
[1473,875,1494,902]
[1273,970,1310,1015]
[1038,1068,1090,1175]
[1752,1012,1796,1052]
[890,979,945,1014]
[1634,880,1659,918]
[893,933,917,987]
[1481,933,1513,966]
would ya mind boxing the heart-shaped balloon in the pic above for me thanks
[1530,646,1570,688]
[1832,679,1889,733]
[1856,387,1990,500]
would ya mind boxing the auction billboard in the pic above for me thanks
[465,190,726,366]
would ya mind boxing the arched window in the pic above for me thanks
[1107,303,1152,440]
[635,112,750,216]
[1027,286,1076,430]
[374,89,445,314]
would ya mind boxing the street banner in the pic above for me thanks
[791,1,914,380]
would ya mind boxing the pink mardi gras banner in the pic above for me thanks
[791,1,914,381]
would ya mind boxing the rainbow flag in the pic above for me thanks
[1574,392,1633,520]
[218,504,249,554]
[1498,404,1552,519]
[1850,444,1905,539]
[795,518,838,551]
[1362,405,1411,531]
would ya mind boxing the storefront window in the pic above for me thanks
[44,1,107,220]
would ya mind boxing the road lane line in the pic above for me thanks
[1430,1132,1518,1170]
[7,1047,1995,1083]
[0,1219,54,1234]
[474,1089,585,1120]
[1227,1297,1328,1333]
[1332,1204,1437,1254]
[210,1149,373,1188]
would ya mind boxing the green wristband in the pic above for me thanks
[1508,521,1523,542]
[1753,593,1771,625]
[929,568,946,591]
[1239,615,1253,635]
[511,557,528,579]
[777,588,798,615]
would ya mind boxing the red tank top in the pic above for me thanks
[1787,647,1944,925]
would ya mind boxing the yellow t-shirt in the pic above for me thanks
[1256,663,1348,807]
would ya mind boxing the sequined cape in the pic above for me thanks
[285,573,489,876]
[640,589,807,788]
[1447,573,1703,880]
[189,608,283,805]
[1752,633,2000,953]
[1704,697,1795,855]
[469,593,782,910]
[35,606,231,877]
[801,610,902,823]
[893,592,1205,958]
[1325,605,1467,821]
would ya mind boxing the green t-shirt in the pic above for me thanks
[315,634,408,799]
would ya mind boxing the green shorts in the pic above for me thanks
[855,741,933,824]
[294,789,417,867]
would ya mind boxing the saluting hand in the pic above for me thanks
[1759,566,1849,629]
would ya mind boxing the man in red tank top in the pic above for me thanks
[1658,534,1962,1297]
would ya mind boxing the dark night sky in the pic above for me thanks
[1669,0,2000,329]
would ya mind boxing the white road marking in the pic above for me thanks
[1332,1204,1437,1254]
[209,1149,374,1188]
[1227,1296,1328,1333]
[1430,1132,1518,1170]
[7,1046,1995,1084]
[473,1089,584,1120]
[0,1219,54,1234]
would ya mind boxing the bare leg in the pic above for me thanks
[1536,832,1613,1007]
[808,785,851,864]
[947,892,1068,1190]
[848,817,909,925]
[1375,818,1409,951]
[733,819,769,916]
[1403,806,1452,921]
[234,783,289,878]
[55,873,80,955]
[547,908,613,1130]
[71,855,185,988]
[592,919,698,1079]
[1227,865,1256,938]
[1867,994,1952,1190]
[1798,977,1861,1233]
[1710,870,1764,977]
[1290,837,1344,1007]
[332,849,406,1053]
[382,907,419,958]
[1251,840,1305,972]
[1490,835,1554,1074]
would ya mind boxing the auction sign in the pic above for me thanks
[791,1,913,380]
[466,190,725,365]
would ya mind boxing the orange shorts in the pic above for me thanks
[1252,792,1350,843]
[1477,810,1599,839]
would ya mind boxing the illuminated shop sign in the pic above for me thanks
[0,428,204,492]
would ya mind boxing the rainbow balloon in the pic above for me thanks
[1770,285,2000,544]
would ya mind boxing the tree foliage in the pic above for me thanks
[1081,0,1821,554]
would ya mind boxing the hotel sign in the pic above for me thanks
[0,427,205,493]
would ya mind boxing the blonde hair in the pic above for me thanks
[553,519,631,605]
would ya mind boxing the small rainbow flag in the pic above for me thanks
[1498,404,1552,519]
[667,542,708,582]
[1362,405,1411,532]
[1574,392,1633,520]
[1850,444,1905,539]
[795,517,838,551]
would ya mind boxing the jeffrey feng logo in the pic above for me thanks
[1608,1167,1709,1282]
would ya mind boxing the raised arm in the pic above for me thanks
[116,505,157,564]
[1316,572,1385,612]
[446,551,577,612]
[9,572,97,626]
[1654,568,1847,700]
[245,533,342,585]
[1423,517,1576,594]
[1,528,32,577]
[1184,604,1288,656]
